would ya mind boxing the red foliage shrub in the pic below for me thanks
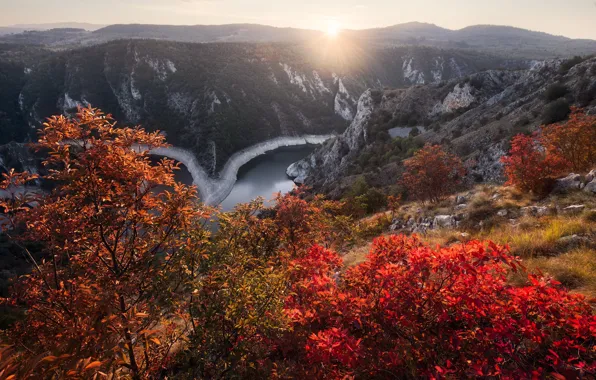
[502,108,596,194]
[541,107,596,172]
[501,133,568,194]
[401,144,465,203]
[280,235,596,379]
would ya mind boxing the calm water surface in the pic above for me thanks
[171,146,315,211]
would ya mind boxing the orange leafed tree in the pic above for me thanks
[541,107,596,172]
[1,107,209,379]
[400,144,465,203]
[501,133,568,195]
[501,108,595,194]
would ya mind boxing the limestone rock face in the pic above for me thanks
[286,156,316,184]
[287,90,376,186]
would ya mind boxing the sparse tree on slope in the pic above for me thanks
[400,144,465,203]
[541,107,596,173]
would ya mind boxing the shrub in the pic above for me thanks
[544,83,568,101]
[559,55,586,74]
[541,108,596,172]
[282,235,596,378]
[577,82,596,107]
[501,133,568,194]
[400,144,465,203]
[542,98,571,125]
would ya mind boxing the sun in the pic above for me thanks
[326,20,340,37]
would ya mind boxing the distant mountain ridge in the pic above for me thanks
[1,22,595,59]
[3,22,106,31]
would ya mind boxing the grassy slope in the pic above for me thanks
[344,184,596,297]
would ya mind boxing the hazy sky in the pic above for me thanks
[2,0,596,39]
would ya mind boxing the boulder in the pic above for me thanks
[497,209,508,217]
[553,173,582,194]
[557,235,591,248]
[586,169,596,183]
[432,215,456,229]
[454,204,467,211]
[562,205,586,215]
[521,206,551,217]
[455,195,467,205]
[584,179,596,194]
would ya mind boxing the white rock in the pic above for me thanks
[432,215,456,229]
[455,195,467,205]
[497,209,508,217]
[584,179,596,194]
[402,58,425,84]
[431,83,474,115]
[280,63,309,93]
[562,205,586,215]
[521,206,551,217]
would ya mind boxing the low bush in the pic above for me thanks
[544,83,568,101]
[559,55,587,74]
[281,235,596,378]
[542,99,571,125]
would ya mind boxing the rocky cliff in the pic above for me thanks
[292,56,596,198]
[0,40,521,176]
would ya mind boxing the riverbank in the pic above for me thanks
[149,134,334,206]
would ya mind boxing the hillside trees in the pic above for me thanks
[501,133,567,194]
[400,144,465,203]
[502,108,596,193]
[178,193,356,378]
[541,108,596,172]
[0,107,210,378]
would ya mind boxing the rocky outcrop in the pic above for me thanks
[287,90,376,186]
[553,173,583,193]
[433,215,457,229]
[551,170,596,195]
[584,169,596,194]
[294,56,596,199]
[521,206,553,217]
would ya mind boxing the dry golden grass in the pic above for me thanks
[479,216,592,258]
[510,247,596,296]
[342,242,373,269]
[343,184,596,297]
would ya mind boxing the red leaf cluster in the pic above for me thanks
[502,108,596,194]
[279,235,596,379]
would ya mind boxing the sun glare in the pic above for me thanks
[326,20,340,37]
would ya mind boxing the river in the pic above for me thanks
[170,146,315,211]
